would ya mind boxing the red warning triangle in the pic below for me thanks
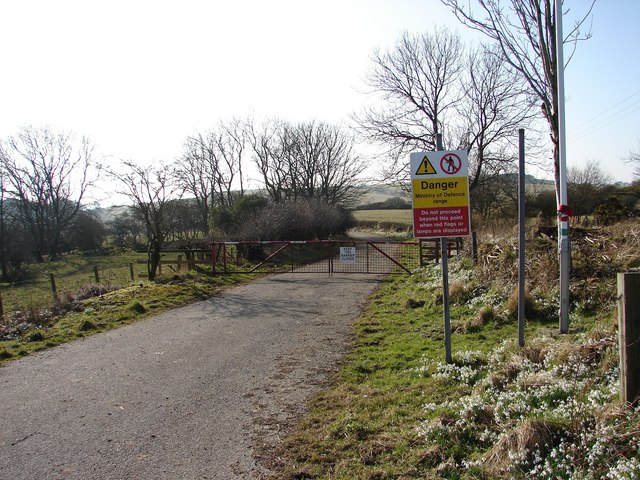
[415,156,437,175]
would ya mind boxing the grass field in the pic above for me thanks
[0,251,148,314]
[353,209,413,225]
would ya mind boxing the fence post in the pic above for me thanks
[0,289,4,321]
[472,231,478,263]
[49,273,58,301]
[177,255,183,272]
[129,262,134,281]
[618,272,640,406]
[223,244,228,273]
[94,265,100,284]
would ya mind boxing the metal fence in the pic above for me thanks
[210,240,421,275]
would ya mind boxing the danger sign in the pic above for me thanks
[410,150,471,238]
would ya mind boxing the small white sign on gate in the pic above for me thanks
[340,247,357,263]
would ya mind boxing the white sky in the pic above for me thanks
[1,0,639,205]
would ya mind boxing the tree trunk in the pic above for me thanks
[147,237,162,281]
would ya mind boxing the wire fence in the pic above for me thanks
[0,252,209,321]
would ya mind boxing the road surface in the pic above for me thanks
[0,272,381,479]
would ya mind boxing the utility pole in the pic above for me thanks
[556,0,571,333]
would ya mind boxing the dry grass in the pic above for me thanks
[482,418,556,475]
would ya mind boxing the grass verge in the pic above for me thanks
[268,221,640,479]
[0,270,254,365]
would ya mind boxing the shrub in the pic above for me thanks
[230,198,355,240]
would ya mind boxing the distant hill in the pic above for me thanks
[354,175,556,209]
[355,184,410,208]
[89,175,557,219]
[90,205,131,224]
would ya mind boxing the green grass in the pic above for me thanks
[0,251,216,314]
[266,223,638,479]
[353,209,413,225]
[0,253,255,364]
[269,265,548,479]
[0,251,148,314]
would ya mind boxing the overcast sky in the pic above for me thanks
[1,0,638,204]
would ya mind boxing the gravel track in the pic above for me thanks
[0,271,381,479]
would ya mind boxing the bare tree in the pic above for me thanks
[441,0,596,199]
[459,45,538,190]
[568,159,612,220]
[0,126,95,262]
[174,119,247,237]
[107,207,146,251]
[355,28,536,192]
[108,161,182,280]
[292,121,361,206]
[470,170,519,221]
[246,119,361,206]
[626,142,640,181]
[354,28,464,186]
[245,118,294,203]
[0,164,31,279]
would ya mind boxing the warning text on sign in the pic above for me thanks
[412,177,469,208]
[413,207,470,237]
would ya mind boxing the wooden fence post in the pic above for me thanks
[129,262,134,281]
[49,273,58,301]
[618,272,640,406]
[177,255,183,272]
[94,265,100,284]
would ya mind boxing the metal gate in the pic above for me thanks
[210,240,420,275]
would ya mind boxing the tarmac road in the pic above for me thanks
[0,272,381,479]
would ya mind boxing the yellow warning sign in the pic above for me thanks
[412,177,469,208]
[415,156,437,175]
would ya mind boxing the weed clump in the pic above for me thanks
[0,348,14,359]
[79,320,97,331]
[505,285,537,319]
[27,330,45,342]
[127,301,146,314]
[405,298,425,309]
[75,283,116,300]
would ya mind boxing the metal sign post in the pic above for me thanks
[410,135,470,363]
[518,129,526,347]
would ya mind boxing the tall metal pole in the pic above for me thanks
[556,1,570,333]
[518,129,526,347]
[437,133,452,364]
